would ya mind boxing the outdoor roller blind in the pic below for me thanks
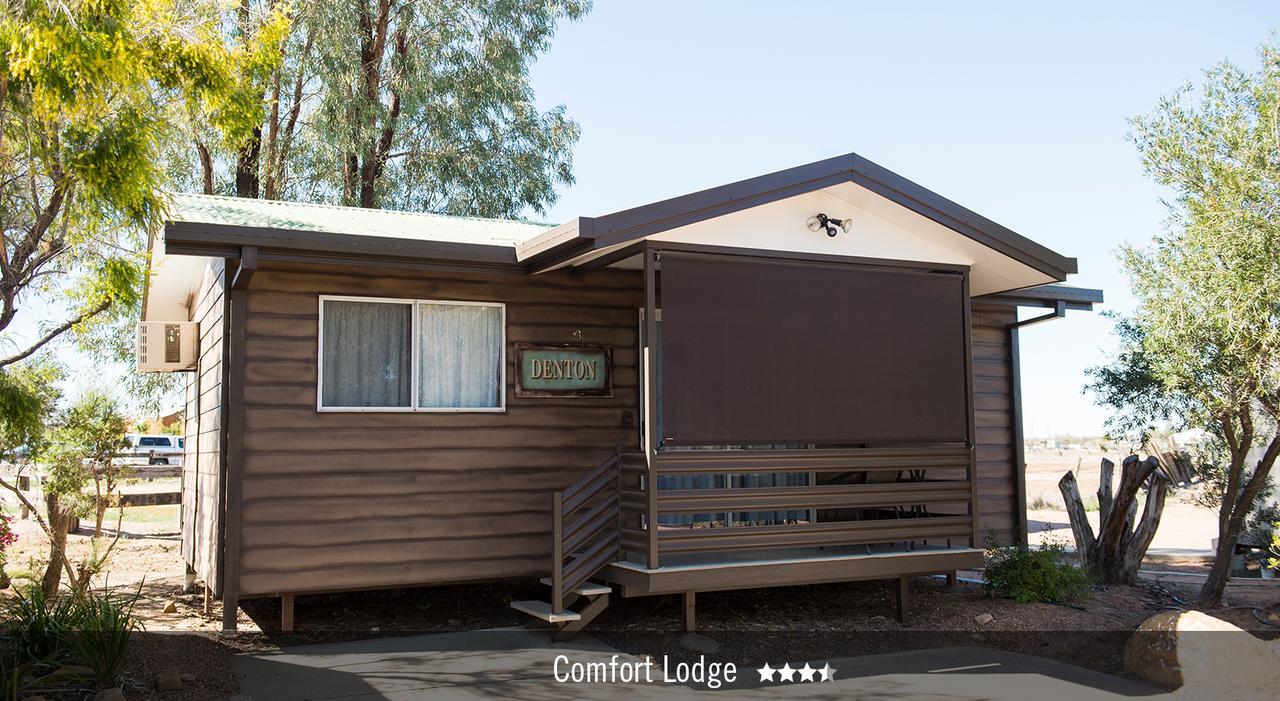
[658,252,969,446]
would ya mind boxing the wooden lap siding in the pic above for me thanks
[182,259,228,593]
[970,303,1020,546]
[234,262,644,596]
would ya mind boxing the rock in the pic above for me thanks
[163,600,178,614]
[180,673,196,683]
[1124,610,1280,692]
[447,618,462,626]
[678,633,722,655]
[43,664,94,683]
[974,613,994,625]
[155,670,184,691]
[93,689,126,701]
[21,696,49,701]
[1269,612,1279,623]
[867,615,888,625]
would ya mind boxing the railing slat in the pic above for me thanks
[563,531,620,594]
[657,481,971,514]
[655,446,970,474]
[656,515,972,554]
[563,501,621,555]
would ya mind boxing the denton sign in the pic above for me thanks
[515,343,612,398]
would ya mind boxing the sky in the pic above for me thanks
[523,1,1280,438]
[6,2,1276,437]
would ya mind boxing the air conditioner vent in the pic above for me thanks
[137,321,198,372]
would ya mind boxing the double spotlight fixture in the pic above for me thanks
[805,213,851,237]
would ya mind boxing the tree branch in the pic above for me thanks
[0,296,112,369]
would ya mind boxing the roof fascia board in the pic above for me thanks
[565,153,1077,281]
[514,217,594,263]
[978,283,1103,310]
[166,221,521,267]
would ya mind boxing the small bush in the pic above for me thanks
[69,584,142,686]
[984,539,1093,604]
[3,582,81,663]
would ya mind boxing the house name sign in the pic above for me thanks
[515,343,612,398]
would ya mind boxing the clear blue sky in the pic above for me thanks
[526,1,1280,438]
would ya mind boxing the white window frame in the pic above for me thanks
[317,295,507,413]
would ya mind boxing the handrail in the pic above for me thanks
[551,451,623,613]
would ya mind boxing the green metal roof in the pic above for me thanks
[165,192,556,248]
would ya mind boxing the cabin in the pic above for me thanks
[139,153,1101,634]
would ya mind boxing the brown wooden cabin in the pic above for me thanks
[140,153,1100,634]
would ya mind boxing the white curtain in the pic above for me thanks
[322,301,411,407]
[418,303,502,408]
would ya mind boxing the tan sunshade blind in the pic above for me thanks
[658,252,969,446]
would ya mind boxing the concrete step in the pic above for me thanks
[510,600,581,623]
[539,578,611,597]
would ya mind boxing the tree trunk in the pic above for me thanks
[235,128,262,198]
[1059,456,1167,585]
[1198,532,1237,607]
[41,492,65,598]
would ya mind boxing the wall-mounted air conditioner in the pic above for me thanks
[136,322,199,372]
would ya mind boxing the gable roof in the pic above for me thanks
[516,152,1078,282]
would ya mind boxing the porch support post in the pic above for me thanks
[962,272,980,549]
[281,593,294,633]
[683,590,696,633]
[895,576,910,625]
[1009,324,1029,546]
[643,246,660,569]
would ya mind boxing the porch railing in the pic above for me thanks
[550,452,622,613]
[619,444,976,568]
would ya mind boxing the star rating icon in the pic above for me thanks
[755,661,836,683]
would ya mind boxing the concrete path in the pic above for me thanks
[234,627,1168,700]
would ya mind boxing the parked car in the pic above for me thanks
[120,433,184,466]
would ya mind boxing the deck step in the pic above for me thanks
[539,578,611,597]
[510,600,582,623]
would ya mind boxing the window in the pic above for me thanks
[139,437,172,447]
[318,296,506,412]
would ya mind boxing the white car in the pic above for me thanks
[121,434,185,466]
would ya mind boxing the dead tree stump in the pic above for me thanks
[1058,455,1169,585]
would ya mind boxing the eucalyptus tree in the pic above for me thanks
[185,0,589,216]
[1089,39,1280,606]
[0,0,288,373]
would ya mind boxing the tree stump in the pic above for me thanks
[1058,456,1169,584]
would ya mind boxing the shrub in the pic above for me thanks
[3,582,81,663]
[68,584,143,686]
[984,539,1093,604]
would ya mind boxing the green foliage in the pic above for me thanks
[180,0,589,215]
[0,363,62,459]
[3,582,80,663]
[1088,36,1280,605]
[984,539,1093,604]
[1,581,143,690]
[39,392,125,502]
[0,0,290,368]
[67,584,143,686]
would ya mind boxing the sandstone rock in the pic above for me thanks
[93,688,126,701]
[155,670,183,691]
[1124,610,1280,693]
[163,600,178,614]
[678,633,722,655]
[974,613,994,625]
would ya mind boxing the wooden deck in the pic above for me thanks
[602,544,983,596]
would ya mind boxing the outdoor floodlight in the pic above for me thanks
[805,213,851,237]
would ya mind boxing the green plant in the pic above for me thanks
[2,582,80,663]
[984,539,1093,604]
[68,584,143,687]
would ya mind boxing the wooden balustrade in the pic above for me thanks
[617,445,976,569]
